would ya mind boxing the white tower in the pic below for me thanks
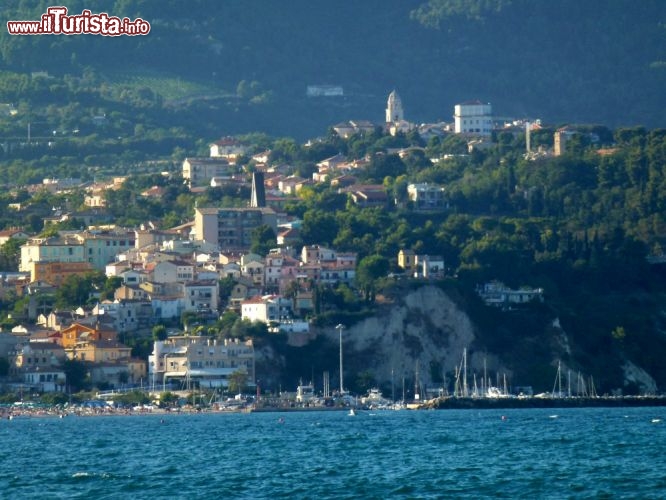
[386,90,404,123]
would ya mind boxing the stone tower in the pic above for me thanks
[385,90,404,123]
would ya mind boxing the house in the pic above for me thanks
[94,299,154,333]
[316,153,347,170]
[0,229,30,246]
[149,336,255,389]
[241,295,293,324]
[151,295,183,320]
[60,322,118,349]
[209,137,247,160]
[240,253,265,287]
[477,281,544,308]
[264,251,286,292]
[333,120,376,139]
[182,280,219,313]
[228,277,261,311]
[114,284,150,301]
[87,361,144,387]
[11,341,67,372]
[407,183,448,210]
[183,157,236,187]
[278,176,307,195]
[84,193,106,208]
[349,189,389,208]
[119,269,148,286]
[277,227,301,247]
[67,339,132,364]
[149,260,194,283]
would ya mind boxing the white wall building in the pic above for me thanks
[454,101,493,136]
[149,336,255,389]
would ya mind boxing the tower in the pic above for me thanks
[250,172,266,208]
[385,90,404,123]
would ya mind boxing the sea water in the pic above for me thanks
[0,407,664,499]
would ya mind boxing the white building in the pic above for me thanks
[149,336,255,389]
[454,100,493,136]
[208,137,248,160]
[407,183,448,210]
[241,295,293,324]
[182,157,237,187]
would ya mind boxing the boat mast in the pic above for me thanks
[462,348,468,398]
[483,357,487,397]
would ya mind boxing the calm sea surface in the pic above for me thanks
[1,407,665,499]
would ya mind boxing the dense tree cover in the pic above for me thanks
[0,0,665,143]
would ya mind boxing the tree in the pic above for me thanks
[301,209,339,245]
[356,255,390,302]
[55,274,96,308]
[152,324,168,341]
[0,238,26,271]
[63,359,90,393]
[250,224,276,256]
[228,369,248,395]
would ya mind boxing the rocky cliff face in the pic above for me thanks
[257,284,660,395]
[321,285,507,391]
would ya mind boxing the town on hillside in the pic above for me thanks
[0,91,657,407]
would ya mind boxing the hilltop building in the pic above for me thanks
[554,126,577,156]
[454,100,493,136]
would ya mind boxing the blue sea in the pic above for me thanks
[1,407,665,499]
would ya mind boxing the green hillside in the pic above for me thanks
[1,0,665,138]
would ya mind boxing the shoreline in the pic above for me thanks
[3,395,666,419]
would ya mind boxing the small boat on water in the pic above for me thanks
[348,408,356,416]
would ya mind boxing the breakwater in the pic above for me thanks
[429,395,666,410]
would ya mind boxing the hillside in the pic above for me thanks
[1,0,665,139]
[257,282,666,397]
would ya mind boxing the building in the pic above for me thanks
[31,261,94,286]
[0,228,30,245]
[241,295,293,324]
[386,90,404,123]
[149,336,255,389]
[20,230,135,276]
[398,249,416,271]
[76,229,136,269]
[182,157,237,187]
[250,172,266,208]
[194,207,278,251]
[454,101,493,136]
[209,137,248,160]
[20,236,85,274]
[554,127,577,156]
[407,183,448,210]
[182,280,219,313]
[477,281,544,308]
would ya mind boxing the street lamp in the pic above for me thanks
[336,324,345,394]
